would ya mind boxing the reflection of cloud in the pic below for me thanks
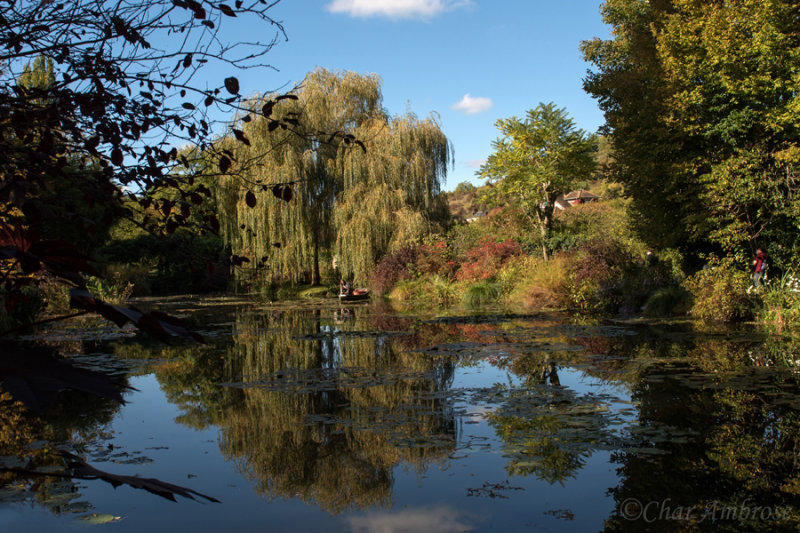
[346,506,477,532]
[451,94,493,115]
[327,0,472,19]
[465,159,487,169]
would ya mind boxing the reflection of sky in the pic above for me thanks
[346,506,478,533]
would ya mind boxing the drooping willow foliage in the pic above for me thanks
[217,68,452,285]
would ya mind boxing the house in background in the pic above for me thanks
[466,211,486,223]
[555,189,600,211]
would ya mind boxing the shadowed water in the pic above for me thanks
[2,297,800,531]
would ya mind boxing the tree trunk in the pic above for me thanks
[540,223,549,261]
[312,240,321,286]
[536,210,550,261]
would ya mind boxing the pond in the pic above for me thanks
[3,296,800,532]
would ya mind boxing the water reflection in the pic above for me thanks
[5,301,800,531]
[0,380,123,516]
[170,308,459,513]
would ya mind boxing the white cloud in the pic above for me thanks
[451,94,493,115]
[346,506,477,533]
[465,159,487,169]
[327,0,471,20]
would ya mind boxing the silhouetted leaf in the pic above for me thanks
[219,155,231,173]
[210,217,221,233]
[230,254,250,266]
[111,147,123,166]
[186,0,206,19]
[224,77,239,95]
[182,102,195,110]
[282,185,293,202]
[218,3,236,16]
[232,128,250,146]
[245,190,256,208]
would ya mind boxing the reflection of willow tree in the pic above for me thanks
[605,336,800,531]
[215,310,456,513]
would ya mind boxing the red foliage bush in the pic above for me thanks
[455,237,522,282]
[567,239,636,312]
[369,246,420,295]
[415,240,458,279]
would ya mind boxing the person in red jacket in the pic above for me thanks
[753,248,769,287]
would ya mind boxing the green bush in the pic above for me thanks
[463,281,502,309]
[38,276,71,315]
[387,276,463,309]
[684,260,753,322]
[643,286,691,317]
[105,263,152,296]
[86,274,134,305]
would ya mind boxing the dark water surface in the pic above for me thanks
[3,296,800,532]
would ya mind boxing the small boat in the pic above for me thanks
[338,289,370,302]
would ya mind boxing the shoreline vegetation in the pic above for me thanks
[5,9,800,336]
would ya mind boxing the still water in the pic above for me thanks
[3,297,800,532]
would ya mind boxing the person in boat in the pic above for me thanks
[339,278,353,296]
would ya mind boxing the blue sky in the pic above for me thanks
[226,0,611,190]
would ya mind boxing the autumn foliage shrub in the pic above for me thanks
[414,240,458,279]
[369,245,420,295]
[456,237,522,282]
[507,254,571,310]
[564,239,635,313]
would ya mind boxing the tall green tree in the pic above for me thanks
[583,0,800,266]
[478,103,596,260]
[218,69,451,285]
[581,0,705,253]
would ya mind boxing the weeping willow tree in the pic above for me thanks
[217,68,451,285]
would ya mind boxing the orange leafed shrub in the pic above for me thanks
[455,237,522,282]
